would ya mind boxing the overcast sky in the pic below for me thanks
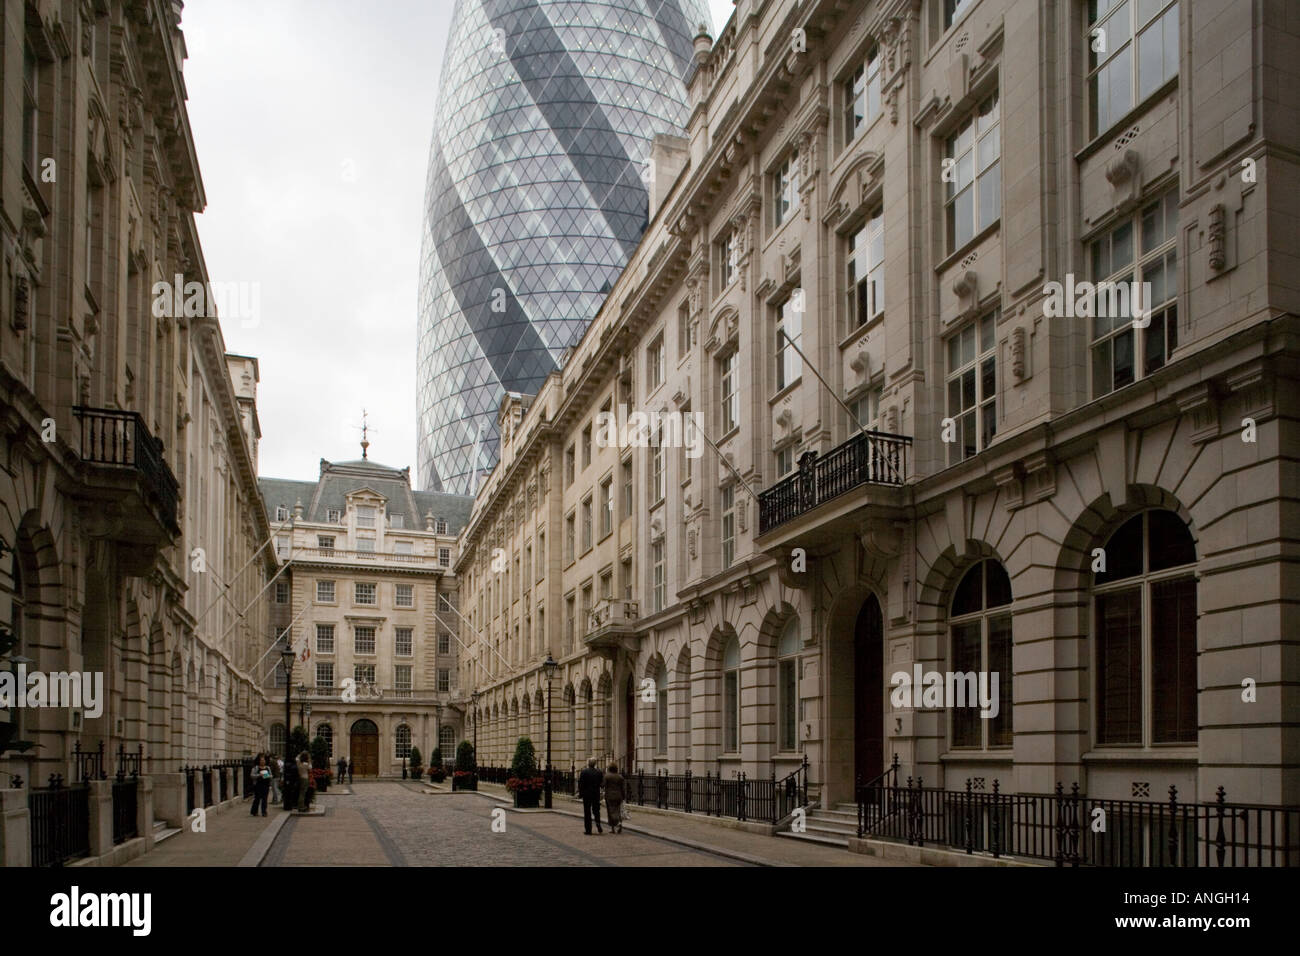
[184,0,735,485]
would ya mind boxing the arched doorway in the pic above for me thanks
[350,719,379,777]
[854,594,885,788]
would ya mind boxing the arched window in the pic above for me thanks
[654,668,668,756]
[723,636,740,753]
[439,725,455,756]
[316,723,333,758]
[395,724,412,759]
[269,723,286,755]
[1093,510,1197,745]
[950,559,1013,749]
[777,619,800,752]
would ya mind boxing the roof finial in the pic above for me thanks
[360,408,370,460]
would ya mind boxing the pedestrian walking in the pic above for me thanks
[270,755,282,803]
[347,758,354,784]
[578,758,604,835]
[249,754,271,817]
[296,751,313,810]
[337,756,347,785]
[603,763,626,833]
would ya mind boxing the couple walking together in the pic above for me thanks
[578,759,627,835]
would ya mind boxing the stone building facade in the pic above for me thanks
[259,458,472,776]
[454,0,1298,818]
[0,0,273,816]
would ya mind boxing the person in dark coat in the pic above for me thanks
[249,754,271,817]
[603,763,626,833]
[578,759,604,834]
[347,758,354,784]
[337,756,347,785]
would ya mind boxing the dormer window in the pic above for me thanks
[435,519,448,534]
[275,506,289,521]
[390,513,404,529]
[327,509,341,523]
[356,506,375,528]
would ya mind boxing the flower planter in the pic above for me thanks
[513,789,541,809]
[452,774,477,791]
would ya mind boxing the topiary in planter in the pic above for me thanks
[409,745,423,781]
[453,740,477,791]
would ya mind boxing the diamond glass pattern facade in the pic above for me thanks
[417,0,711,493]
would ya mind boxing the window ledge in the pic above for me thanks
[935,219,1001,275]
[768,378,802,405]
[1081,748,1198,763]
[1074,76,1180,164]
[939,750,1013,763]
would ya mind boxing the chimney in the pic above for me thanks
[648,134,690,219]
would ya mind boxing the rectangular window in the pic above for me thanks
[356,506,375,528]
[600,569,613,600]
[581,424,593,470]
[950,621,983,748]
[621,460,634,517]
[326,509,341,523]
[438,669,451,693]
[395,665,412,693]
[437,632,451,655]
[354,626,376,655]
[275,506,289,521]
[316,624,335,653]
[847,210,884,327]
[945,92,1000,251]
[435,519,448,534]
[843,48,881,145]
[651,540,666,613]
[773,150,801,227]
[718,229,738,290]
[721,485,736,569]
[720,351,740,434]
[599,477,613,538]
[1090,188,1179,397]
[724,670,739,752]
[395,627,413,656]
[275,580,289,604]
[357,537,375,556]
[776,446,795,478]
[776,294,803,390]
[537,532,546,579]
[1088,0,1178,138]
[318,535,335,552]
[316,662,334,689]
[779,658,797,751]
[647,333,665,390]
[438,593,452,612]
[1096,587,1142,745]
[1150,576,1197,743]
[22,45,38,174]
[395,584,414,607]
[581,496,593,552]
[389,513,404,529]
[566,594,576,650]
[946,310,998,465]
[393,540,413,555]
[355,582,376,605]
[849,387,882,433]
[354,664,376,685]
[564,511,576,564]
[650,431,665,504]
[677,301,692,357]
[581,585,593,639]
[439,547,450,566]
[275,535,289,558]
[316,580,335,603]
[564,445,576,486]
[622,557,634,601]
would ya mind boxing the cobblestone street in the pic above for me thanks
[264,782,748,866]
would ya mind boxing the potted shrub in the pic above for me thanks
[428,746,446,784]
[507,737,544,808]
[452,740,477,791]
[410,745,423,781]
[310,736,330,792]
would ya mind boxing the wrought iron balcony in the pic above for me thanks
[758,429,911,535]
[73,406,180,535]
[585,599,640,649]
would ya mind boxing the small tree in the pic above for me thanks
[455,740,476,773]
[310,736,329,770]
[288,725,311,760]
[430,745,443,769]
[510,737,538,779]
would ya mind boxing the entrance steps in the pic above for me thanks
[776,803,859,848]
[152,819,182,845]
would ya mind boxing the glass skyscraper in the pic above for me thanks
[416,0,712,494]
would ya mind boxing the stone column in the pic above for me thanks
[0,789,31,867]
[88,779,113,858]
[151,772,185,828]
[136,775,154,855]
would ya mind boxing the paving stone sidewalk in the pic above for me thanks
[124,796,290,867]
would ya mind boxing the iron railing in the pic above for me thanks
[758,429,910,534]
[183,766,196,815]
[112,773,138,844]
[73,406,180,531]
[858,777,1300,867]
[72,740,107,782]
[29,775,90,867]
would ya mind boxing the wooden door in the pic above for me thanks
[854,595,884,791]
[350,719,379,776]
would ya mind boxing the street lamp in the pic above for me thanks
[542,654,557,809]
[434,703,443,771]
[281,647,294,811]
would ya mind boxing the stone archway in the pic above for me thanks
[824,586,887,807]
